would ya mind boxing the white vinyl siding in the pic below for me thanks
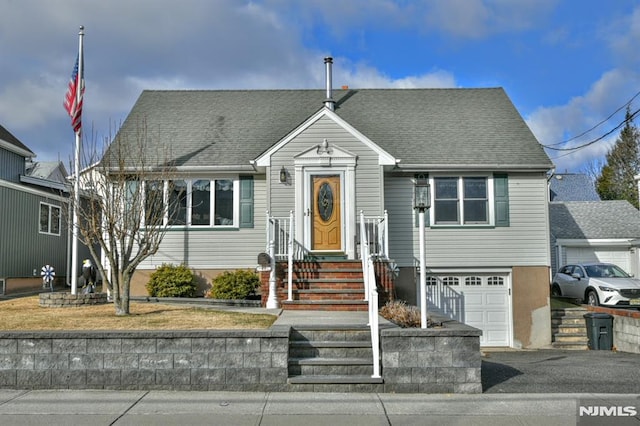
[139,175,266,269]
[385,173,550,267]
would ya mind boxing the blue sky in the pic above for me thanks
[2,0,640,174]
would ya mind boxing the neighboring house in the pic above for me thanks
[108,59,553,348]
[0,125,69,294]
[549,173,600,202]
[549,173,640,277]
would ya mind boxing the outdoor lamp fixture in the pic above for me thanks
[413,181,431,211]
[413,179,430,329]
[279,166,287,183]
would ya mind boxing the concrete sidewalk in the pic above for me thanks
[0,390,638,425]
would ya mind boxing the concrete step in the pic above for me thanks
[288,375,383,385]
[552,332,588,343]
[282,300,368,311]
[552,324,587,334]
[288,324,378,385]
[551,308,588,319]
[289,340,373,359]
[551,341,588,350]
[288,357,374,376]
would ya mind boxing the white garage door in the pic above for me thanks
[566,247,631,273]
[426,273,511,347]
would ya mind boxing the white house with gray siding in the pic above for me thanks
[108,58,554,348]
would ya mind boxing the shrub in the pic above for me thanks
[379,300,442,328]
[146,263,198,297]
[379,300,422,327]
[207,269,260,300]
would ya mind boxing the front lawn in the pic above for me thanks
[0,296,276,331]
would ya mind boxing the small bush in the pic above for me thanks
[207,269,260,300]
[379,300,441,328]
[146,263,198,298]
[379,300,421,327]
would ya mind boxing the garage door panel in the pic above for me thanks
[486,310,508,324]
[464,293,483,305]
[464,311,483,323]
[429,273,511,347]
[566,247,631,272]
[484,293,508,306]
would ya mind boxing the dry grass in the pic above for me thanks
[0,296,276,331]
[379,300,442,328]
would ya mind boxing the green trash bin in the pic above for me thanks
[583,312,613,350]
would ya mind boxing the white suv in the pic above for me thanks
[551,263,640,307]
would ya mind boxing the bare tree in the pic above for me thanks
[71,122,182,315]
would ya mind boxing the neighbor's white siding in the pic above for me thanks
[385,172,550,267]
[270,115,383,216]
[140,175,267,269]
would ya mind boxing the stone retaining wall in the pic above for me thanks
[39,292,108,308]
[381,317,482,393]
[0,328,290,391]
[0,319,482,392]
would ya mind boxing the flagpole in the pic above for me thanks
[71,25,84,295]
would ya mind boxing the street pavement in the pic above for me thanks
[0,349,639,425]
[1,389,639,425]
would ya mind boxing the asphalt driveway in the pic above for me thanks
[482,349,640,393]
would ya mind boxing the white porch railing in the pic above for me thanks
[360,212,381,379]
[266,211,295,301]
[358,210,389,259]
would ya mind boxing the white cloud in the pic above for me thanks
[526,68,640,172]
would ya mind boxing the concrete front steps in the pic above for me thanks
[287,325,384,391]
[279,260,368,311]
[551,307,588,350]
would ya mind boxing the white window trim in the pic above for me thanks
[144,177,240,228]
[429,174,495,227]
[39,202,61,236]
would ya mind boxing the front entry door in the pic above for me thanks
[312,175,342,251]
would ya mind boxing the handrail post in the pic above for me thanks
[368,256,381,378]
[383,210,389,258]
[287,210,294,301]
[266,239,279,309]
[265,210,271,252]
[360,210,369,301]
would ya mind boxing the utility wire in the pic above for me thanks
[543,107,640,152]
[540,91,640,151]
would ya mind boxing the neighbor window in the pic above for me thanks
[432,176,491,225]
[39,202,61,235]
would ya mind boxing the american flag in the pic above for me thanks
[63,55,83,133]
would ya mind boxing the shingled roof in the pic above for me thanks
[549,174,600,201]
[108,88,552,170]
[550,201,640,240]
[0,124,35,157]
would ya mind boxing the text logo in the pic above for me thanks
[579,406,638,417]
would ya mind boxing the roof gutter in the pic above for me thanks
[19,175,70,192]
[394,163,554,172]
[101,164,259,174]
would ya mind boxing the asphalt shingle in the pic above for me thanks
[108,88,552,170]
[550,201,640,239]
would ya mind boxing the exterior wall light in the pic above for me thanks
[413,181,431,211]
[279,166,287,183]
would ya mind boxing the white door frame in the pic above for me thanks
[293,142,357,258]
[302,170,346,253]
